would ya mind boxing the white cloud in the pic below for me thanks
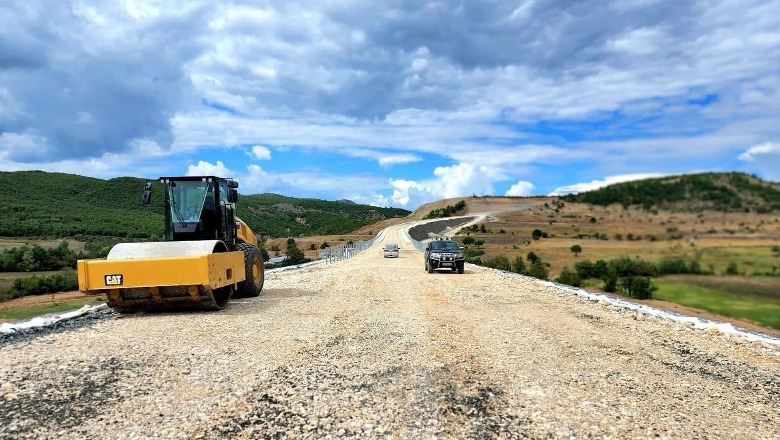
[0,130,48,152]
[241,164,273,193]
[249,145,272,161]
[433,163,495,199]
[2,0,780,206]
[377,153,421,168]
[738,142,780,162]
[738,142,780,180]
[506,181,534,197]
[549,173,665,195]
[373,162,500,208]
[186,160,233,177]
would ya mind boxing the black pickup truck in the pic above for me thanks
[424,239,465,274]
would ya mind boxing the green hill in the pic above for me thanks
[562,172,780,212]
[0,171,409,240]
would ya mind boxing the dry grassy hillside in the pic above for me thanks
[461,199,780,276]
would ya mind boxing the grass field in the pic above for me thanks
[654,276,780,330]
[0,297,105,321]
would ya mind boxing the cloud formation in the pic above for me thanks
[549,173,666,196]
[1,0,779,208]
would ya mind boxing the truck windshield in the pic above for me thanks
[431,241,460,251]
[168,181,214,222]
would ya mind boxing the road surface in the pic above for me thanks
[1,225,778,438]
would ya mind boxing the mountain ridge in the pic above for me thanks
[0,171,409,239]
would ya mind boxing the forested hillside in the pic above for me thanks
[0,171,409,239]
[562,172,780,212]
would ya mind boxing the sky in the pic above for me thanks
[1,1,779,210]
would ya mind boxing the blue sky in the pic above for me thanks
[1,1,779,209]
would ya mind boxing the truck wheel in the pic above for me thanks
[458,264,465,274]
[235,243,265,298]
[427,259,434,273]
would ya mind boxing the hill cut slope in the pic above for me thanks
[1,223,778,438]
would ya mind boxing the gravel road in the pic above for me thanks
[1,225,779,439]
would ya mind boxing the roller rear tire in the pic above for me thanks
[235,243,265,298]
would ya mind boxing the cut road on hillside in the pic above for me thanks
[1,225,779,438]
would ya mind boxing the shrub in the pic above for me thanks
[527,260,548,280]
[511,256,526,274]
[618,276,656,299]
[724,262,740,275]
[532,229,543,240]
[484,255,512,271]
[464,247,485,263]
[657,257,689,275]
[601,268,618,293]
[555,267,582,287]
[4,271,79,299]
[609,256,657,277]
[574,259,594,279]
[592,259,609,279]
[527,251,539,264]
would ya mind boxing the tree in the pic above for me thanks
[527,251,539,264]
[527,260,548,280]
[285,241,306,265]
[479,224,487,233]
[555,267,582,287]
[574,259,594,279]
[570,244,582,257]
[511,256,526,274]
[462,236,475,247]
[484,255,511,271]
[724,261,740,275]
[532,229,543,240]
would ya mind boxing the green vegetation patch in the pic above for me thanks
[654,276,780,330]
[423,200,466,219]
[0,297,106,321]
[0,171,410,240]
[563,172,780,212]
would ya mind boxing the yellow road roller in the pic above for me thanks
[77,176,265,312]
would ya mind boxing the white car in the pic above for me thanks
[383,243,400,258]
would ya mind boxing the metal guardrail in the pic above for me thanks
[319,228,387,263]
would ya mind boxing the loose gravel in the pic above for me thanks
[1,225,779,439]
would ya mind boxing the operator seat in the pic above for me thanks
[200,195,218,239]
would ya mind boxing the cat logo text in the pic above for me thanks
[105,274,123,286]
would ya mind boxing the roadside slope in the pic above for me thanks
[0,225,778,438]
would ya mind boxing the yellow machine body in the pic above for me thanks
[77,240,246,312]
[236,218,257,247]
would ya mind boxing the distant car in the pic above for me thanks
[383,243,400,258]
[424,239,465,274]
